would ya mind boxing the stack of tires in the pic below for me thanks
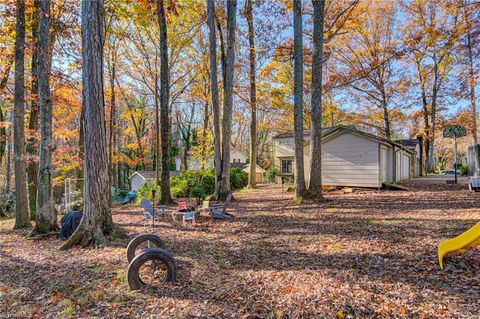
[126,234,177,290]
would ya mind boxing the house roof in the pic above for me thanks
[272,127,335,139]
[275,125,415,154]
[242,164,266,173]
[321,126,415,154]
[231,162,248,170]
[394,139,419,150]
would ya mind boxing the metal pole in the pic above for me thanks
[454,135,458,184]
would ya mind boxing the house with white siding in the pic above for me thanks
[273,126,418,188]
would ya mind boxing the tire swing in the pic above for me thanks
[126,190,177,290]
[127,247,177,290]
[126,233,165,263]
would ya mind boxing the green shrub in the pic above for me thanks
[458,163,468,175]
[136,181,161,204]
[200,169,215,194]
[170,169,214,200]
[230,167,247,189]
[138,168,247,201]
[189,185,206,199]
[265,166,277,183]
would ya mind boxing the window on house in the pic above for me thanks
[281,159,292,174]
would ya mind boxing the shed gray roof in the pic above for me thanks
[394,139,419,150]
[274,125,415,154]
[129,170,180,179]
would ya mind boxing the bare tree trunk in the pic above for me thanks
[427,62,439,173]
[0,59,12,189]
[293,0,306,201]
[108,43,117,189]
[154,71,160,185]
[27,1,40,219]
[207,0,222,196]
[0,104,5,167]
[32,0,57,235]
[415,58,430,175]
[307,0,325,200]
[62,0,112,248]
[13,0,31,229]
[380,86,391,140]
[464,1,479,175]
[5,111,13,193]
[1,57,13,196]
[217,0,237,200]
[200,90,209,170]
[77,102,85,182]
[156,0,171,204]
[0,103,7,220]
[245,0,257,189]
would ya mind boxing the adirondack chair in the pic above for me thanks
[198,200,224,215]
[200,194,234,220]
[140,199,166,229]
[172,201,196,226]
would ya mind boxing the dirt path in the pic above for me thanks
[1,184,479,318]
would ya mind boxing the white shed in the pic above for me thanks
[129,171,180,192]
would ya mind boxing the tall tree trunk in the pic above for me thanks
[464,1,479,175]
[217,0,237,200]
[307,0,325,200]
[200,85,209,170]
[207,0,222,196]
[0,57,12,187]
[27,0,40,220]
[156,0,171,204]
[0,102,7,220]
[215,17,227,90]
[77,102,85,182]
[245,0,257,189]
[13,0,31,229]
[31,0,57,235]
[154,71,160,185]
[414,57,430,175]
[427,61,439,173]
[5,111,13,193]
[380,85,391,140]
[0,103,5,167]
[108,44,117,189]
[293,0,306,200]
[62,0,113,248]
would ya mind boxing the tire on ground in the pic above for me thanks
[127,248,177,290]
[126,233,165,263]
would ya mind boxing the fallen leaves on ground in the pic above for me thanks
[1,180,479,318]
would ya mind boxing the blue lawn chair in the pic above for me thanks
[140,199,166,229]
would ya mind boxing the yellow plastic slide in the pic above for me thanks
[438,222,480,270]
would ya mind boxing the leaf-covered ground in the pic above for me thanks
[1,181,479,318]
